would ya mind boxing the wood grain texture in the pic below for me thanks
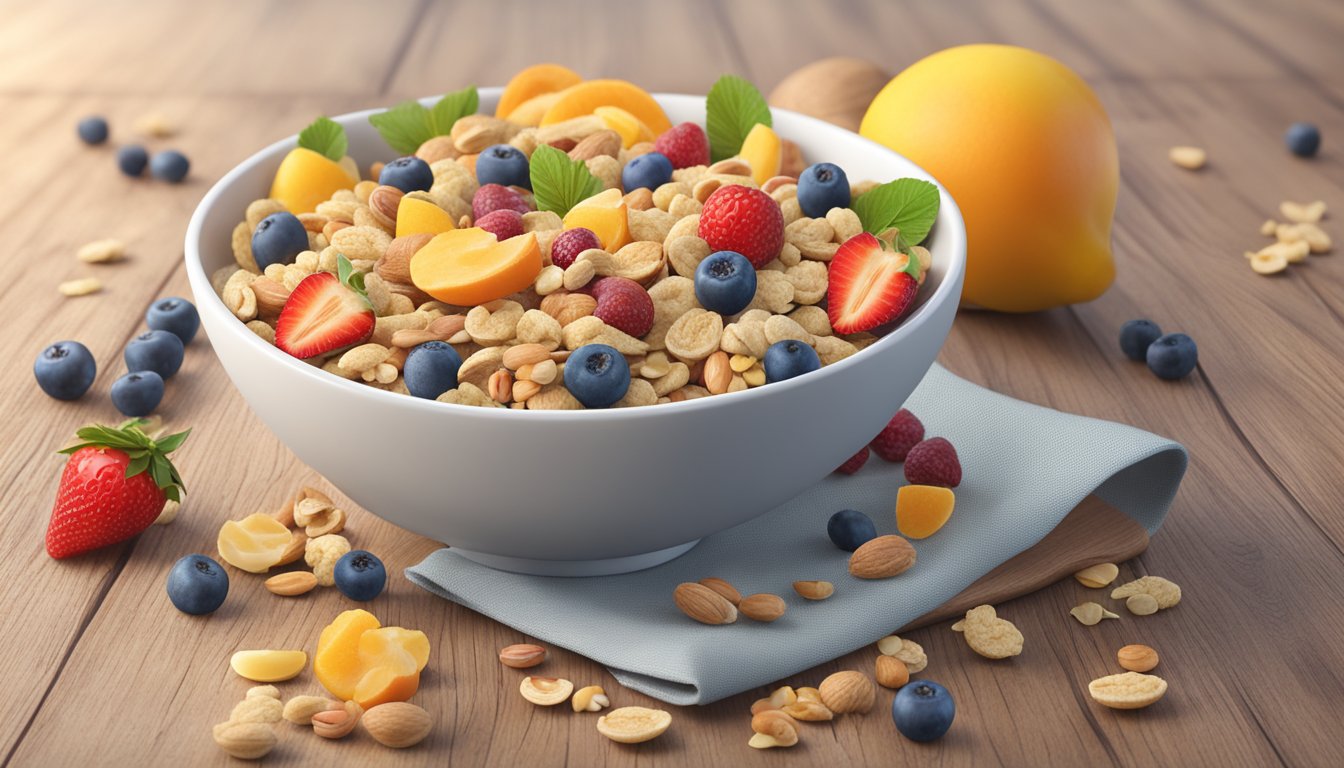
[3,0,1344,766]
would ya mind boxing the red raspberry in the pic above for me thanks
[834,447,870,475]
[589,276,653,338]
[472,183,530,221]
[475,209,523,240]
[870,408,924,462]
[697,185,784,268]
[550,227,602,269]
[904,437,961,488]
[654,122,709,169]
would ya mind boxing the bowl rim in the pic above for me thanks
[184,89,966,423]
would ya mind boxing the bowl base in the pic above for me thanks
[451,539,701,577]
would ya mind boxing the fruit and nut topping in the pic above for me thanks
[216,72,939,410]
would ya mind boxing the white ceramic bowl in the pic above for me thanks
[185,88,965,576]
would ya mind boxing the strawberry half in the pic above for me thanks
[827,232,921,334]
[46,420,191,559]
[275,256,374,359]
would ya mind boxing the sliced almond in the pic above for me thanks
[264,571,318,596]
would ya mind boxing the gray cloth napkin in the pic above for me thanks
[407,364,1187,705]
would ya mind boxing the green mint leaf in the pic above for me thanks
[851,178,940,245]
[297,117,348,162]
[369,86,479,155]
[706,74,772,163]
[529,144,603,217]
[429,86,479,136]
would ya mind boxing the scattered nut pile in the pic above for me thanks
[213,684,433,759]
[1247,199,1331,275]
[498,641,672,744]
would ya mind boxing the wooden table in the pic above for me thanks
[4,1,1343,765]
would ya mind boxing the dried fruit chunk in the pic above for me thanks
[1070,602,1119,626]
[1088,671,1167,710]
[596,706,673,744]
[876,636,928,674]
[230,649,308,682]
[1074,563,1120,589]
[217,513,293,573]
[953,605,1023,659]
[1110,576,1181,609]
[520,676,574,706]
[895,485,955,539]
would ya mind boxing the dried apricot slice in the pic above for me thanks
[738,123,782,186]
[396,196,455,238]
[594,106,655,149]
[496,63,583,120]
[896,484,955,539]
[314,609,382,701]
[269,147,356,215]
[540,79,672,135]
[410,228,542,306]
[562,189,631,252]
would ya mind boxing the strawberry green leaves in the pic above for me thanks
[59,420,191,501]
[529,144,603,217]
[706,75,772,163]
[297,117,348,162]
[851,178,940,247]
[369,86,480,155]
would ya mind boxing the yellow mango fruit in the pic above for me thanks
[269,147,357,215]
[595,106,655,149]
[738,123,782,186]
[540,79,672,135]
[396,196,456,238]
[861,45,1117,312]
[562,188,631,252]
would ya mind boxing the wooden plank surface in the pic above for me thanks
[3,0,1344,765]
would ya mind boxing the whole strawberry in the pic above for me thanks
[834,446,870,475]
[698,185,783,268]
[870,408,924,462]
[46,420,191,559]
[904,437,961,488]
[472,183,531,221]
[589,276,654,338]
[654,122,710,169]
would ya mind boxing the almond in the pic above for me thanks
[313,701,362,739]
[623,187,655,211]
[212,722,277,759]
[738,593,787,622]
[264,570,318,596]
[673,582,738,625]
[368,185,404,231]
[875,655,910,689]
[416,135,460,164]
[273,530,308,567]
[703,350,732,395]
[502,342,551,370]
[499,643,547,669]
[250,276,290,319]
[697,577,742,606]
[848,535,917,579]
[568,129,622,161]
[1117,644,1160,673]
[361,701,432,748]
[377,233,434,284]
[818,670,875,714]
[792,580,834,600]
[452,115,521,154]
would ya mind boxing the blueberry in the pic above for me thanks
[166,554,229,615]
[77,116,109,145]
[404,340,463,399]
[250,212,310,270]
[146,297,200,345]
[827,509,877,552]
[892,680,955,742]
[475,144,531,190]
[797,162,851,218]
[564,343,630,408]
[34,340,96,401]
[621,151,673,192]
[763,339,820,383]
[334,550,387,601]
[125,329,185,379]
[1146,332,1198,380]
[111,371,164,417]
[117,144,148,177]
[1118,319,1162,362]
[149,149,190,183]
[1285,122,1321,158]
[694,250,757,316]
[379,155,434,193]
